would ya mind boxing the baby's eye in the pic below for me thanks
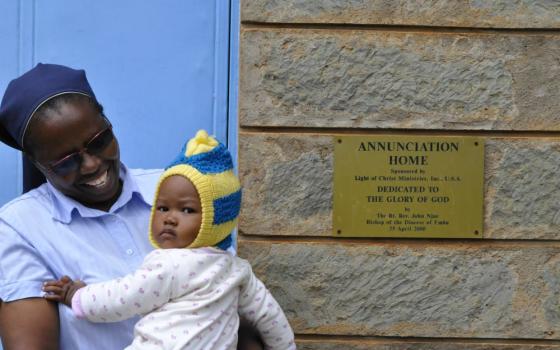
[182,207,195,213]
[157,206,168,212]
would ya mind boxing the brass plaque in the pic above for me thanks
[333,135,484,238]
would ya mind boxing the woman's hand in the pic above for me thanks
[42,275,86,307]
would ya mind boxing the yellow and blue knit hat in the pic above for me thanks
[149,130,241,249]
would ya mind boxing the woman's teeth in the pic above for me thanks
[85,171,108,187]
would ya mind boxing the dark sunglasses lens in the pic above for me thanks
[87,128,114,154]
[51,154,81,176]
[49,128,114,176]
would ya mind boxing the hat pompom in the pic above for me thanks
[186,130,219,156]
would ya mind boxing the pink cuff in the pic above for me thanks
[71,288,86,319]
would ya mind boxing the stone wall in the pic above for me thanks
[237,1,560,349]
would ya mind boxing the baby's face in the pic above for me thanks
[151,175,202,249]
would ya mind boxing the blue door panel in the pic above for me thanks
[0,1,22,204]
[0,0,232,206]
[33,1,229,169]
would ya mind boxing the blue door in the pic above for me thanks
[0,1,21,205]
[0,0,238,205]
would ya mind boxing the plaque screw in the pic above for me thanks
[337,229,342,234]
[337,139,342,144]
[474,142,479,146]
[474,230,479,235]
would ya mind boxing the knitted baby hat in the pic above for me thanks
[149,130,241,249]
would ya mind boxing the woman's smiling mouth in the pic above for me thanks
[83,170,108,188]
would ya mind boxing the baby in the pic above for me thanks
[43,130,296,350]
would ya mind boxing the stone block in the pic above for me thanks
[240,29,560,130]
[239,133,560,240]
[241,0,560,28]
[296,339,560,350]
[238,240,560,339]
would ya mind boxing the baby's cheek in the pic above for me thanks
[151,214,162,229]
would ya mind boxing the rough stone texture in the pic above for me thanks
[486,140,560,240]
[239,133,333,237]
[240,29,560,130]
[238,240,560,339]
[239,133,560,240]
[241,0,560,28]
[296,339,560,350]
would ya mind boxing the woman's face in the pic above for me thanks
[27,100,122,210]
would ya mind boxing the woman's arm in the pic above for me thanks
[0,298,59,350]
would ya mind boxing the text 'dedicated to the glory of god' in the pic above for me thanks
[333,135,484,238]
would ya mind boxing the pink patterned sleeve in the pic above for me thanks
[78,250,175,323]
[71,288,86,319]
[239,263,296,350]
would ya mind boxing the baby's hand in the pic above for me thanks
[43,275,86,307]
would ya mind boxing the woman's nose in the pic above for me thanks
[80,152,102,174]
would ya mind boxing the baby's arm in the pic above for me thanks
[79,251,177,322]
[43,275,86,307]
[239,266,296,350]
[47,251,176,323]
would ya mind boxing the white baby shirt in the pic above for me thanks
[75,247,296,350]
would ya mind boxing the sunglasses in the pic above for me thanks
[40,126,116,176]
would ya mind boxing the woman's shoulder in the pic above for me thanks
[129,168,163,178]
[129,168,163,188]
[127,168,163,203]
[0,184,51,217]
